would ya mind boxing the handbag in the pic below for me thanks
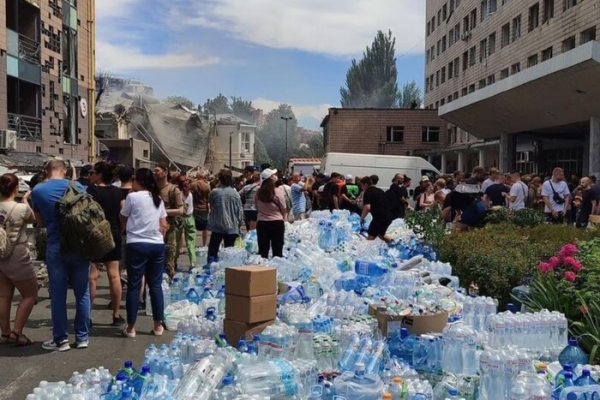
[548,181,566,205]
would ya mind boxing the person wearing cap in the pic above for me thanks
[340,174,360,214]
[413,176,431,209]
[256,169,288,258]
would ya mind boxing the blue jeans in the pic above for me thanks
[126,242,165,325]
[47,245,91,343]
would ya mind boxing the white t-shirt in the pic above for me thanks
[541,179,570,213]
[509,180,528,211]
[183,192,194,216]
[481,178,494,193]
[121,191,167,244]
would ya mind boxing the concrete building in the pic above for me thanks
[425,0,600,177]
[320,108,449,171]
[1,0,94,161]
[212,114,256,171]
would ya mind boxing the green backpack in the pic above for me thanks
[56,181,115,261]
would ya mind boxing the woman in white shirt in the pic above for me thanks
[119,168,167,338]
[175,174,196,267]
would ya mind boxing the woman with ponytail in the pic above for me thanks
[119,168,167,337]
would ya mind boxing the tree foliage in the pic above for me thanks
[340,30,400,108]
[165,95,195,109]
[230,97,256,123]
[254,136,273,167]
[256,104,297,170]
[398,80,422,109]
[203,94,231,114]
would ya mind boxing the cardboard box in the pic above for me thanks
[369,304,448,337]
[226,266,276,297]
[223,319,274,347]
[225,294,277,323]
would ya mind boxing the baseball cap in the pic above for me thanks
[421,175,430,182]
[345,174,354,181]
[261,168,278,180]
[244,165,255,173]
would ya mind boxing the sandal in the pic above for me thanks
[0,334,13,344]
[15,333,33,347]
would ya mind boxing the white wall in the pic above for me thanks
[214,124,255,170]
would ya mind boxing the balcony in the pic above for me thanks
[8,113,42,140]
[7,29,41,65]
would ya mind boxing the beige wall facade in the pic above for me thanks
[1,0,92,162]
[425,0,598,109]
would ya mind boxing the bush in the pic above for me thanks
[485,207,547,227]
[438,223,600,308]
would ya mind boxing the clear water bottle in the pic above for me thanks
[186,288,201,305]
[170,278,182,303]
[558,338,588,369]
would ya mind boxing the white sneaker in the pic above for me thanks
[42,339,70,352]
[75,340,89,349]
[121,328,136,338]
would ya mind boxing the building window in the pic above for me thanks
[454,58,460,77]
[543,0,555,21]
[426,49,430,64]
[562,36,576,52]
[455,23,461,42]
[511,62,521,74]
[489,0,498,13]
[443,3,448,20]
[437,40,441,56]
[512,16,521,41]
[436,70,440,86]
[463,16,470,34]
[432,17,436,31]
[450,0,455,12]
[453,92,459,100]
[501,23,510,47]
[500,68,509,79]
[541,46,553,61]
[386,126,404,143]
[479,39,487,62]
[469,84,476,93]
[462,88,468,96]
[449,29,454,46]
[469,46,477,66]
[62,27,77,78]
[487,74,496,85]
[481,0,489,21]
[422,127,440,143]
[430,74,434,91]
[442,35,447,52]
[564,0,578,11]
[441,67,446,83]
[143,149,149,158]
[427,21,431,36]
[63,94,78,144]
[489,33,496,55]
[529,3,540,32]
[36,146,41,153]
[581,27,596,44]
[242,132,251,152]
[440,99,446,106]
[527,54,538,67]
[430,46,435,60]
[448,95,453,103]
[448,62,454,79]
[438,10,442,25]
[479,79,487,89]
[470,9,477,29]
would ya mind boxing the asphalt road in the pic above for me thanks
[0,262,197,399]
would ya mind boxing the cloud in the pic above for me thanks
[95,1,220,71]
[175,0,425,57]
[252,98,333,127]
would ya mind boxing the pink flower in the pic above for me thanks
[548,256,560,268]
[560,244,578,258]
[564,271,577,283]
[539,262,552,274]
[563,256,583,272]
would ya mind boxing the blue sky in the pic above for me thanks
[96,0,426,129]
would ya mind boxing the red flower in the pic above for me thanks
[539,262,552,274]
[564,271,577,283]
[559,243,578,258]
[564,256,583,272]
[548,256,560,268]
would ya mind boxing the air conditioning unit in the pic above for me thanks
[0,130,17,150]
[240,152,246,158]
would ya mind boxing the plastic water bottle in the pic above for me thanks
[558,338,588,369]
[186,288,201,305]
[553,371,575,399]
[216,286,226,315]
[170,278,182,303]
[575,369,596,387]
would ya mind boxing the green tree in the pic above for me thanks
[256,104,298,170]
[307,133,325,158]
[254,136,273,167]
[165,95,195,109]
[230,96,256,123]
[203,94,231,114]
[340,30,400,108]
[398,80,422,108]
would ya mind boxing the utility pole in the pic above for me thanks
[281,116,293,173]
[229,131,233,169]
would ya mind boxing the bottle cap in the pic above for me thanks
[393,377,403,384]
[568,337,578,346]
[141,365,151,374]
[124,360,133,368]
[565,372,573,379]
[448,387,458,396]
[582,369,591,376]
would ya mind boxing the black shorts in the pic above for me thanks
[244,210,258,222]
[92,230,122,263]
[367,218,392,237]
[194,212,209,231]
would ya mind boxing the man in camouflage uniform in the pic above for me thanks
[154,162,185,278]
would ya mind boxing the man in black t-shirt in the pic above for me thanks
[360,176,393,242]
[483,174,509,207]
[385,173,408,219]
[321,173,341,211]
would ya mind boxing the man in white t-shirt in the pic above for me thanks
[506,170,528,211]
[541,167,571,223]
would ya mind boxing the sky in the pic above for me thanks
[96,0,426,129]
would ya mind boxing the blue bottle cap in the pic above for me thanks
[448,387,458,396]
[141,365,151,374]
[222,375,234,385]
[583,369,591,377]
[568,337,578,346]
[124,360,133,368]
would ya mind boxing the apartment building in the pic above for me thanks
[320,108,449,171]
[425,0,600,178]
[1,0,93,161]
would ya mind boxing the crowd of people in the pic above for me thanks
[0,158,599,353]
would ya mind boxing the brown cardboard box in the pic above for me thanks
[223,319,274,347]
[226,266,277,297]
[369,304,448,337]
[225,294,277,323]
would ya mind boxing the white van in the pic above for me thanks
[320,152,441,198]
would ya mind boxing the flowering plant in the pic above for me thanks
[538,243,583,282]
